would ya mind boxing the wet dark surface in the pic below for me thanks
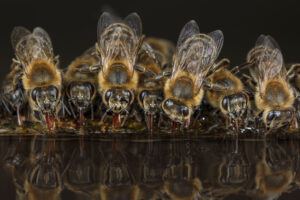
[0,135,300,200]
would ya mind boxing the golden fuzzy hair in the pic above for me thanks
[22,60,61,90]
[255,79,294,111]
[65,57,99,84]
[98,70,138,92]
[164,71,204,107]
[206,68,244,108]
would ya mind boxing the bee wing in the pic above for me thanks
[32,27,54,59]
[176,20,200,48]
[12,27,54,71]
[258,48,284,82]
[172,23,223,92]
[255,34,281,51]
[124,12,142,37]
[97,12,143,76]
[97,12,117,40]
[10,26,31,50]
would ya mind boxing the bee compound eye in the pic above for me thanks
[32,87,42,102]
[221,97,229,111]
[105,90,114,102]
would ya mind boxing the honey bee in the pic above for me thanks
[205,59,250,129]
[25,138,63,200]
[11,26,62,131]
[136,37,175,130]
[65,46,100,125]
[77,12,155,128]
[251,142,294,200]
[247,35,296,129]
[162,142,202,200]
[1,61,26,125]
[153,20,224,128]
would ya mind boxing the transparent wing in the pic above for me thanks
[255,34,281,51]
[97,13,143,75]
[97,12,118,41]
[12,27,54,70]
[176,20,200,48]
[124,12,142,37]
[32,27,54,59]
[258,48,284,82]
[172,25,224,91]
[10,26,31,50]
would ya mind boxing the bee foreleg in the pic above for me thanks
[121,110,129,127]
[60,98,71,117]
[1,95,12,115]
[100,108,111,125]
[68,101,76,118]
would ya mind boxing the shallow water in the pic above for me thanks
[0,134,300,200]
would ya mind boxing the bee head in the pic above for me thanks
[104,89,133,113]
[27,156,61,189]
[68,81,94,110]
[221,92,248,120]
[162,98,191,123]
[139,90,163,115]
[264,108,294,129]
[31,85,59,114]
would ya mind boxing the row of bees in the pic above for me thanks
[1,137,300,200]
[2,12,300,132]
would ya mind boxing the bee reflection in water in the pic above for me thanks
[1,137,300,200]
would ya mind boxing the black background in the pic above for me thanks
[0,0,300,84]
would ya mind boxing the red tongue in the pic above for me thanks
[147,115,153,131]
[77,109,85,126]
[113,113,121,128]
[45,113,55,132]
[172,121,179,130]
[16,104,22,126]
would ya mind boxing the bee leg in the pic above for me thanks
[91,102,94,121]
[1,96,12,115]
[212,58,230,72]
[151,71,172,81]
[202,81,231,92]
[68,101,77,119]
[193,107,203,126]
[158,112,163,128]
[242,74,256,90]
[100,109,110,125]
[134,65,157,77]
[60,98,71,117]
[121,110,129,127]
[287,63,300,79]
[77,64,101,72]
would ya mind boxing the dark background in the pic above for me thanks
[0,0,300,85]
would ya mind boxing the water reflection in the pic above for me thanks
[0,137,300,199]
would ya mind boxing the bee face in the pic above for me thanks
[139,90,162,115]
[69,82,94,110]
[221,92,248,120]
[104,89,133,113]
[264,109,294,129]
[31,85,58,114]
[162,98,190,123]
